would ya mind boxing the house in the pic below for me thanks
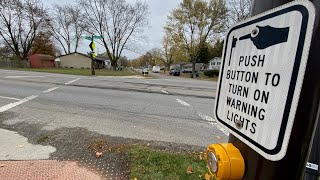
[208,57,222,70]
[170,62,204,73]
[28,54,55,68]
[58,52,105,69]
[104,60,111,69]
[95,55,111,69]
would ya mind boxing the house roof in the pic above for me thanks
[29,54,55,61]
[57,52,104,61]
[95,56,110,61]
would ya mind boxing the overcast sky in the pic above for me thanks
[43,0,181,59]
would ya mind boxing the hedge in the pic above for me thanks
[204,70,219,77]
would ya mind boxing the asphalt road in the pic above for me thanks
[0,69,228,154]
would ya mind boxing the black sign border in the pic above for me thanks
[215,5,309,155]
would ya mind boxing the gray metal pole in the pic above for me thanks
[91,35,95,76]
[228,0,320,179]
[305,122,319,180]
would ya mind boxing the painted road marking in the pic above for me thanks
[161,90,169,94]
[0,96,21,101]
[0,95,38,113]
[43,87,59,93]
[198,113,229,136]
[176,99,191,107]
[5,76,45,78]
[64,78,81,85]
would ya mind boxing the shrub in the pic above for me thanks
[204,70,219,77]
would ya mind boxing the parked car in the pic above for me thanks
[142,67,148,75]
[169,69,180,76]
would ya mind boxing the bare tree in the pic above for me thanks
[47,5,85,54]
[0,0,45,66]
[79,0,149,70]
[227,0,252,27]
[69,6,87,53]
[46,5,71,54]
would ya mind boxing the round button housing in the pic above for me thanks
[206,143,245,180]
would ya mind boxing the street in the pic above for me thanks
[0,69,227,157]
[0,69,230,179]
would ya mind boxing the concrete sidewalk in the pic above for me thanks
[0,128,56,160]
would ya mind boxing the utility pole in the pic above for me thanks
[228,0,320,179]
[206,1,320,180]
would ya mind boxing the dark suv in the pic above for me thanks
[169,69,180,76]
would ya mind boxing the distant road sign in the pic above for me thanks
[214,1,315,161]
[84,35,103,41]
[84,36,93,41]
[92,35,103,39]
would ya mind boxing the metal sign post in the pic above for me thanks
[85,35,103,76]
[89,35,96,76]
[224,0,320,179]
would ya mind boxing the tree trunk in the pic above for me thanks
[191,59,196,78]
[112,61,117,70]
[16,55,23,68]
[166,64,171,73]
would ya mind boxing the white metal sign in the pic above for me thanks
[215,1,315,161]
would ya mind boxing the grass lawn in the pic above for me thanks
[1,67,137,76]
[159,70,218,81]
[129,146,213,180]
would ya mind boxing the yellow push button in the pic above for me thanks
[206,143,245,180]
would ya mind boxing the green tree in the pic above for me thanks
[172,48,189,63]
[197,42,214,64]
[165,0,227,76]
[161,35,176,71]
[210,39,224,58]
[31,32,58,57]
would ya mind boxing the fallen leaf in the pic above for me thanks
[0,164,5,167]
[17,145,24,148]
[205,173,212,180]
[199,154,203,160]
[134,178,138,180]
[198,174,203,178]
[95,152,103,158]
[215,136,222,139]
[186,165,193,174]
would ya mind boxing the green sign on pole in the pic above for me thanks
[93,35,103,39]
[84,35,103,40]
[84,36,93,41]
